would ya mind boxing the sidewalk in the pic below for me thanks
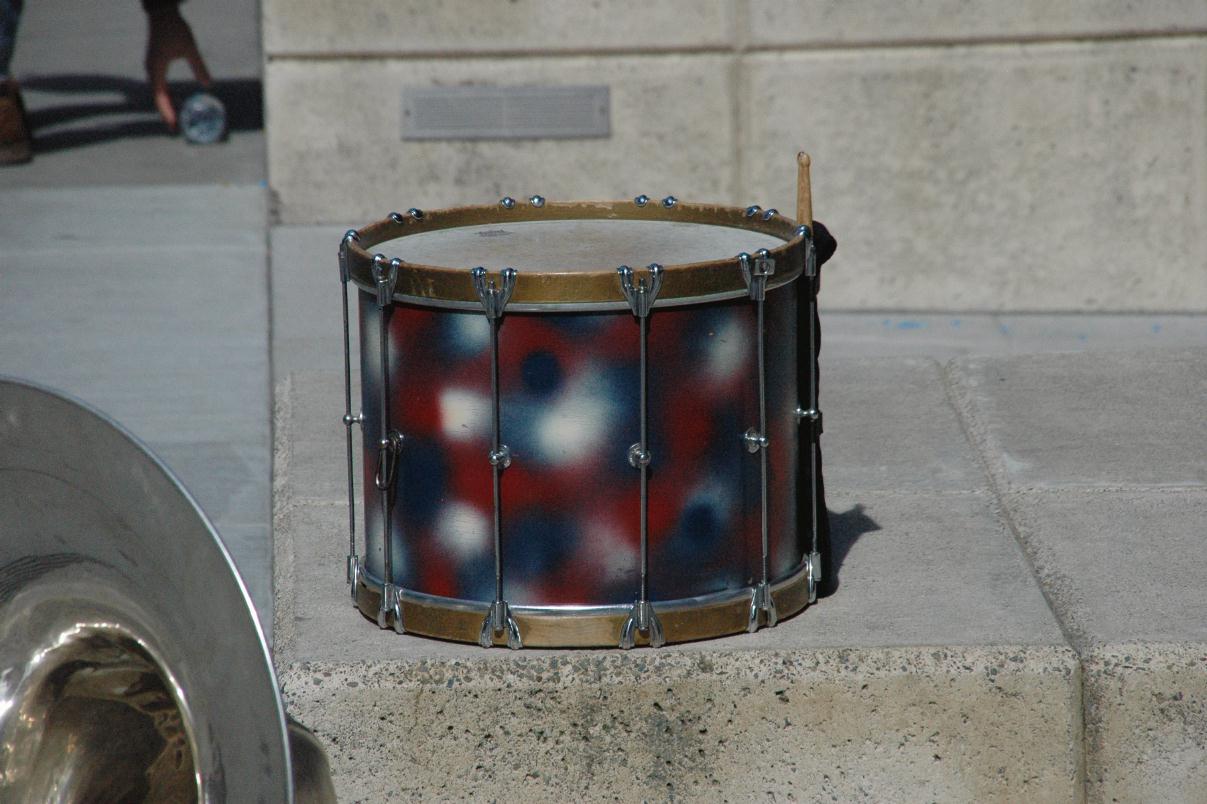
[0,0,271,623]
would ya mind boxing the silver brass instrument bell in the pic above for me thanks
[0,377,335,802]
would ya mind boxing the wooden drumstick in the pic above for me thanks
[796,151,813,226]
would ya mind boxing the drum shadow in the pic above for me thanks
[18,74,263,153]
[823,503,880,596]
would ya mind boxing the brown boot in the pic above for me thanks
[0,79,32,165]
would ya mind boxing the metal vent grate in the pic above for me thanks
[402,85,610,140]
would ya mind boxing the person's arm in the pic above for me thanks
[143,0,211,131]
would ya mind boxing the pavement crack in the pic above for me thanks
[938,360,1088,654]
[940,359,1093,802]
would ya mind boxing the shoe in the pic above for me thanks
[0,79,33,165]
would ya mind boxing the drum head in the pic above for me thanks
[397,219,784,273]
[342,200,810,311]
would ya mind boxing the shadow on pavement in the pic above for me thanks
[20,74,263,153]
[825,503,881,596]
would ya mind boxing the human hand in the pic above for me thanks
[144,6,211,131]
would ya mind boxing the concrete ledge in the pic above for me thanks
[945,348,1207,800]
[280,645,1081,802]
[274,364,1077,799]
[1083,643,1207,802]
[275,480,1081,801]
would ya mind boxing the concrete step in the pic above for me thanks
[269,226,1207,801]
[948,349,1207,802]
[273,360,1076,802]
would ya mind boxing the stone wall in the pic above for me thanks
[263,2,1207,311]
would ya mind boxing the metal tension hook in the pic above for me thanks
[472,266,522,649]
[617,262,666,648]
[617,263,664,319]
[738,248,775,303]
[739,249,778,632]
[374,431,404,492]
[471,266,517,319]
[338,229,362,598]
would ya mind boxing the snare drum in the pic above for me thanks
[336,173,829,649]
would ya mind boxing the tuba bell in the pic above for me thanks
[0,378,335,803]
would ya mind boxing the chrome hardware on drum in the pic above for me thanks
[0,378,335,803]
[338,155,832,648]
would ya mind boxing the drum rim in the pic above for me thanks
[345,199,808,311]
[352,559,812,648]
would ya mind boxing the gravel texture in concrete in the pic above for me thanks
[281,646,1081,803]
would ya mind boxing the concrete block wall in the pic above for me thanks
[263,3,1207,308]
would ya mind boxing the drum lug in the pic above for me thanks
[808,551,822,605]
[627,443,651,468]
[738,249,775,303]
[747,581,778,633]
[479,600,522,650]
[378,582,404,634]
[374,431,404,492]
[795,406,822,437]
[338,229,358,283]
[471,266,518,319]
[620,600,664,649]
[488,445,512,469]
[617,263,663,318]
[742,427,768,454]
[346,555,361,602]
[371,254,400,307]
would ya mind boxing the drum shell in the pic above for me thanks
[358,283,806,608]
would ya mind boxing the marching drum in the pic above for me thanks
[337,155,832,648]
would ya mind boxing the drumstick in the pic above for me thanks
[796,151,813,226]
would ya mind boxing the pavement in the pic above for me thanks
[3,0,263,187]
[4,4,1207,799]
[271,233,1207,801]
[1,0,271,622]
